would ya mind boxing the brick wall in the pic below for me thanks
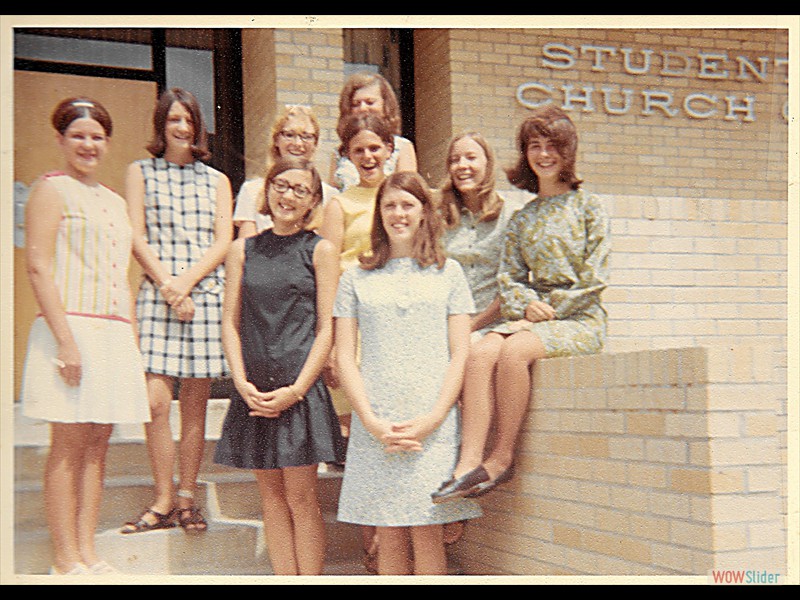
[241,28,343,182]
[452,346,786,575]
[437,28,788,200]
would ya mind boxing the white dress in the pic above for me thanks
[20,172,150,424]
[333,258,483,526]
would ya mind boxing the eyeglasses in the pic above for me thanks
[279,130,317,143]
[270,178,313,199]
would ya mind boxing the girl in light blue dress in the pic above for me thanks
[333,172,481,575]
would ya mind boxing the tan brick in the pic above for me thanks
[587,459,628,485]
[713,523,749,551]
[711,495,784,523]
[578,436,610,458]
[712,548,788,572]
[646,387,686,411]
[627,413,665,436]
[708,437,780,466]
[706,412,742,437]
[671,520,714,550]
[650,541,694,572]
[747,466,782,492]
[664,413,708,438]
[670,469,710,493]
[609,437,646,461]
[748,520,785,548]
[582,530,653,563]
[628,515,672,543]
[745,414,778,437]
[645,439,689,464]
[650,491,692,519]
[552,524,582,548]
[628,463,668,488]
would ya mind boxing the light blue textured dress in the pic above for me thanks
[442,192,526,338]
[333,257,483,526]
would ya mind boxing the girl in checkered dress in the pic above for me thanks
[121,88,233,534]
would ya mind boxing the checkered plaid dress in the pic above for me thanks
[135,157,228,378]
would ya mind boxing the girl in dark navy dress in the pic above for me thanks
[214,157,345,575]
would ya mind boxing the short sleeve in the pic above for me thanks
[233,179,262,222]
[445,259,476,316]
[333,266,359,318]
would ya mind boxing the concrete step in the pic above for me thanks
[12,402,465,577]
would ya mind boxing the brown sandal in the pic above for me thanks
[120,508,176,534]
[177,505,208,533]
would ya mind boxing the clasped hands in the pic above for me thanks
[506,300,557,332]
[366,414,440,454]
[159,275,195,322]
[236,380,302,419]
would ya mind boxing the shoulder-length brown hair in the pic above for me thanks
[259,157,324,231]
[360,172,446,271]
[505,105,582,194]
[336,71,402,138]
[145,87,211,161]
[439,131,504,229]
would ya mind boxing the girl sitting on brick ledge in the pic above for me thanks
[432,105,611,504]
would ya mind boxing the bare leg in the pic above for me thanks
[282,464,325,575]
[376,526,413,576]
[451,333,504,478]
[45,423,90,573]
[410,524,447,575]
[175,377,211,527]
[142,373,177,517]
[483,330,546,480]
[255,469,298,575]
[76,423,113,567]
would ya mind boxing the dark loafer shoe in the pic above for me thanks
[431,465,490,504]
[467,464,515,498]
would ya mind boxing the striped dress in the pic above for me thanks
[21,172,150,424]
[135,157,228,378]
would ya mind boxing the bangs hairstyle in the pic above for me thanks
[506,105,583,194]
[259,157,324,231]
[336,72,402,138]
[263,105,321,175]
[337,113,395,159]
[359,172,446,272]
[439,131,503,229]
[146,87,211,161]
[51,97,113,137]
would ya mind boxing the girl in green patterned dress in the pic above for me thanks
[432,105,610,503]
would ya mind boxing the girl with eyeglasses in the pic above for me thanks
[121,88,233,535]
[233,105,336,238]
[214,157,345,575]
[328,72,417,192]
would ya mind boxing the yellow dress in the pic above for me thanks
[330,184,378,415]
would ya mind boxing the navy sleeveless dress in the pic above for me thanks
[214,229,345,470]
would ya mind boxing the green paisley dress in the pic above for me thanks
[491,188,610,357]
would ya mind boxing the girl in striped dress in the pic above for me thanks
[120,88,233,534]
[21,97,150,575]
